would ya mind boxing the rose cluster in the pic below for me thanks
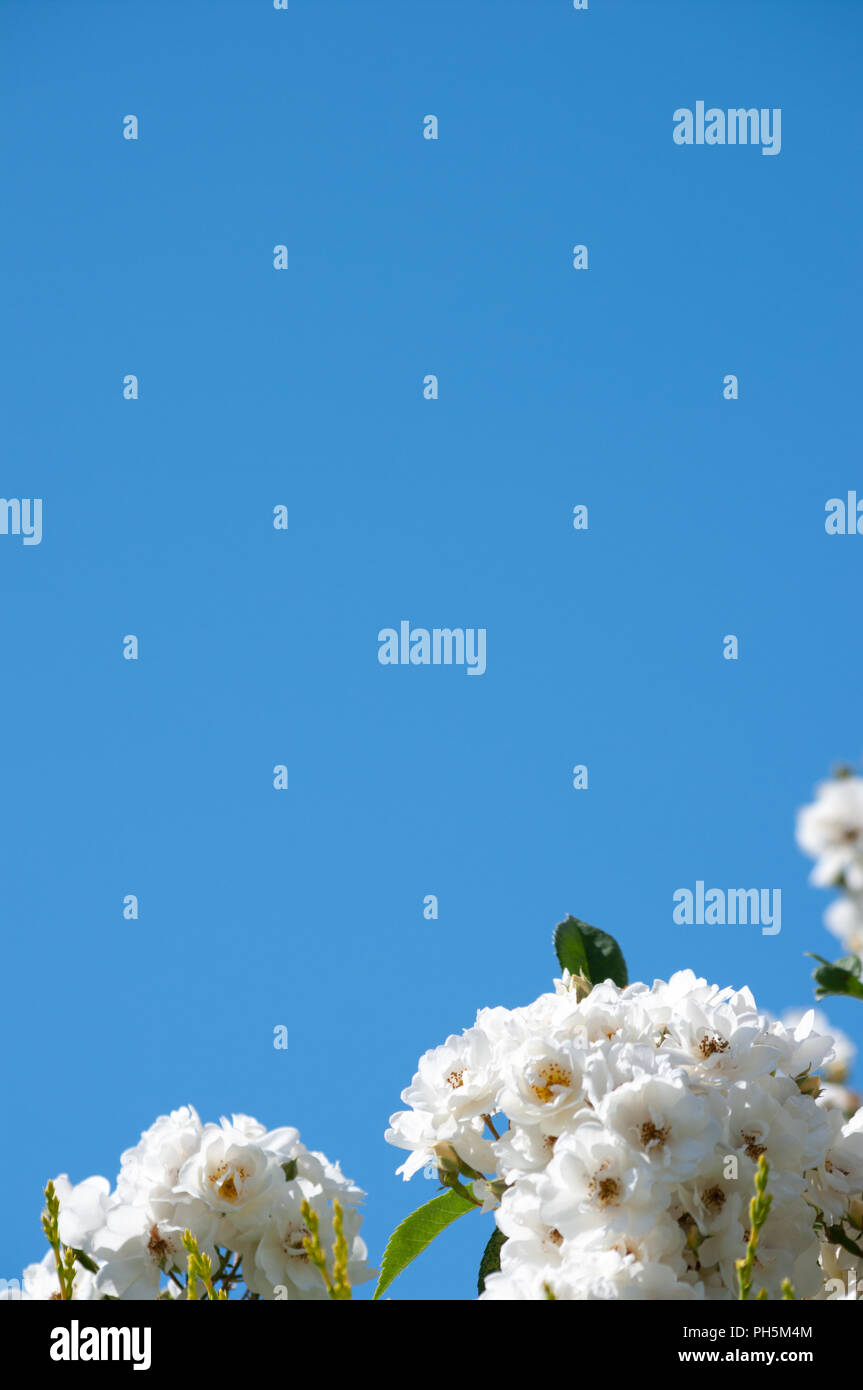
[797,770,863,956]
[387,971,863,1299]
[7,1108,373,1300]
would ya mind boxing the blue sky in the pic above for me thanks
[1,0,861,1299]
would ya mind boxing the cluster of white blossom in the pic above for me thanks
[6,1108,373,1300]
[797,770,863,955]
[779,1008,858,1116]
[387,972,863,1300]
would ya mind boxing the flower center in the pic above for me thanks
[741,1133,766,1160]
[640,1120,670,1149]
[209,1161,249,1204]
[530,1062,572,1104]
[588,1173,622,1206]
[147,1226,171,1263]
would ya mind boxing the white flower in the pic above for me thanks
[770,1008,839,1082]
[245,1175,374,1300]
[817,1242,863,1299]
[806,1108,863,1223]
[93,1204,189,1300]
[537,1122,658,1240]
[227,1113,268,1140]
[580,1255,701,1301]
[116,1105,203,1209]
[16,1107,370,1302]
[818,1082,861,1115]
[797,775,863,890]
[679,1161,747,1281]
[386,1027,499,1179]
[479,1260,560,1301]
[497,1035,588,1132]
[485,1249,701,1301]
[753,1195,824,1300]
[492,1122,559,1181]
[726,1073,830,1176]
[494,1175,567,1271]
[565,1209,687,1270]
[660,986,783,1084]
[294,1147,367,1207]
[53,1173,113,1251]
[391,963,863,1300]
[597,1071,721,1181]
[569,982,655,1048]
[780,1008,855,1084]
[470,1177,501,1213]
[3,1250,98,1302]
[638,970,714,1027]
[825,892,863,956]
[174,1120,281,1225]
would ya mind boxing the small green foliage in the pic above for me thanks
[41,1181,77,1300]
[301,1198,352,1301]
[477,1228,506,1295]
[70,1248,100,1275]
[182,1230,226,1301]
[823,1222,863,1260]
[736,1155,772,1300]
[808,953,863,1002]
[553,916,628,989]
[374,1188,476,1300]
[331,1201,352,1300]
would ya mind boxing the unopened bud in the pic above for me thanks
[433,1142,462,1175]
[796,1072,822,1099]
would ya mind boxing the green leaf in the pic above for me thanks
[835,955,863,978]
[824,1223,863,1260]
[71,1248,99,1274]
[477,1228,506,1295]
[807,954,863,1002]
[373,1189,476,1300]
[281,1159,298,1181]
[552,917,590,978]
[553,915,628,988]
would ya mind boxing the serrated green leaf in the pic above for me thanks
[477,1227,506,1295]
[553,915,628,988]
[552,917,590,978]
[373,1189,476,1300]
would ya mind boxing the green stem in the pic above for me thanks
[736,1155,772,1301]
